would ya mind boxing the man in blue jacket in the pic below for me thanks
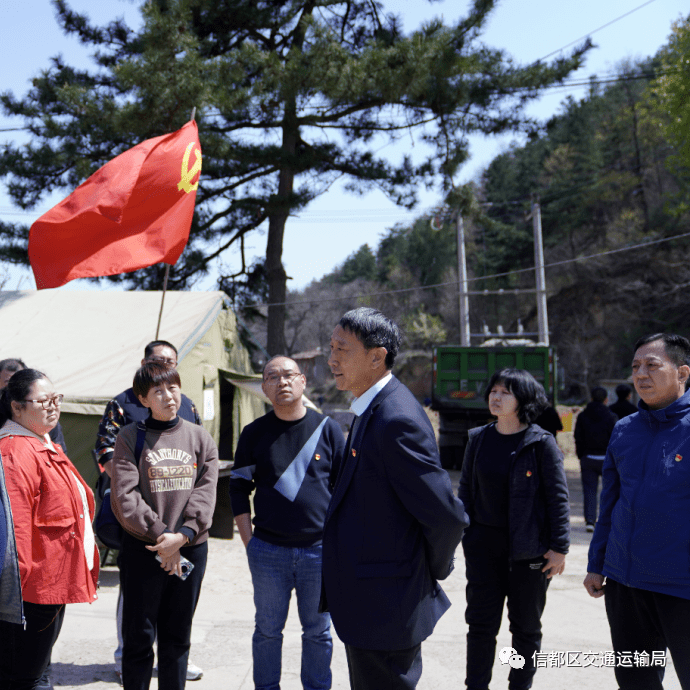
[584,333,690,690]
[323,308,469,690]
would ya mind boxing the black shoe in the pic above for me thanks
[586,522,595,532]
[36,671,53,690]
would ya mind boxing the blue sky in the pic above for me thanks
[1,0,687,290]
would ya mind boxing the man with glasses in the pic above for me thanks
[0,358,67,452]
[94,340,203,684]
[230,355,345,690]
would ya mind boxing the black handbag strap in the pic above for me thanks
[133,421,147,465]
[131,420,204,485]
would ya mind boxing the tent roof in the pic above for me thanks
[0,290,229,400]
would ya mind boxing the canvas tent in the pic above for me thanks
[0,290,266,487]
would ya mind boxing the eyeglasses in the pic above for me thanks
[263,372,302,386]
[148,356,177,366]
[25,394,64,409]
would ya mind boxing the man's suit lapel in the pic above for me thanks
[326,377,399,519]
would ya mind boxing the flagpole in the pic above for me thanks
[154,107,196,340]
[154,264,170,339]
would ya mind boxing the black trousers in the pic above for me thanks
[0,601,65,689]
[463,523,550,690]
[605,578,690,690]
[118,534,208,690]
[345,643,422,690]
[579,455,604,525]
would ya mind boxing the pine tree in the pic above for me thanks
[0,0,590,353]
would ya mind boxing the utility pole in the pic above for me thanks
[531,201,549,345]
[456,213,471,346]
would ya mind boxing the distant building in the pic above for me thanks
[291,347,331,386]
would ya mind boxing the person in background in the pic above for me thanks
[111,362,218,690]
[533,399,563,439]
[0,369,99,690]
[230,355,344,690]
[95,341,201,476]
[0,358,67,453]
[0,358,25,390]
[94,340,203,684]
[584,333,690,690]
[609,383,637,419]
[459,368,569,690]
[323,308,468,690]
[574,386,618,532]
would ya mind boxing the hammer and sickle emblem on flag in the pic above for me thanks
[177,142,202,193]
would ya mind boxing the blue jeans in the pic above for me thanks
[580,455,604,525]
[247,536,332,690]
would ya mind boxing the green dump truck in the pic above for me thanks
[431,345,557,470]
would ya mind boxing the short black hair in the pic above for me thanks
[144,340,178,360]
[0,358,27,373]
[133,361,181,399]
[633,333,690,368]
[615,383,632,400]
[0,369,47,427]
[339,308,401,369]
[591,386,607,403]
[484,368,548,424]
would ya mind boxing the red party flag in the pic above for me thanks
[29,120,202,289]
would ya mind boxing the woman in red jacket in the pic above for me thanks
[0,369,99,689]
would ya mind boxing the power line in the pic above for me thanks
[537,0,660,62]
[244,230,690,309]
[2,67,674,140]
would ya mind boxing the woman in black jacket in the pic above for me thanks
[458,368,569,690]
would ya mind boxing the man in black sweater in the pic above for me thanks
[574,386,619,531]
[230,356,344,690]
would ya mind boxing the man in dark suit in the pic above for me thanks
[322,307,469,690]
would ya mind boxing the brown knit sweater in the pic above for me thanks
[111,418,219,545]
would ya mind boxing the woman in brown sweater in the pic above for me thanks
[111,362,218,690]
